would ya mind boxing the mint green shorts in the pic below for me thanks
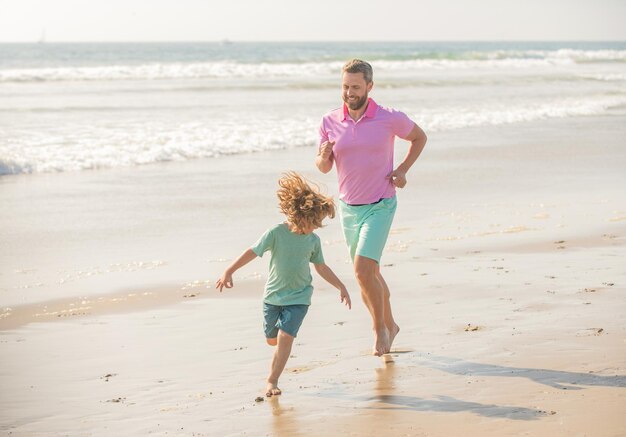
[339,196,397,263]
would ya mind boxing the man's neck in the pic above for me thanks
[347,102,369,122]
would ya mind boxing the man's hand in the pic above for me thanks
[318,141,335,161]
[389,168,407,188]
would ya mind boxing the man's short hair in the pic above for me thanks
[342,59,373,83]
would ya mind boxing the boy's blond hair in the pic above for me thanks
[277,172,335,233]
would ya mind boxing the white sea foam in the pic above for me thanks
[2,42,623,176]
[416,95,626,132]
[0,117,317,175]
[2,95,624,176]
[546,49,626,62]
[579,73,626,82]
[0,62,344,83]
[1,50,624,83]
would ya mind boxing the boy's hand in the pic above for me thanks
[339,287,351,309]
[216,272,233,292]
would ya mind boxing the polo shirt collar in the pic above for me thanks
[341,98,379,122]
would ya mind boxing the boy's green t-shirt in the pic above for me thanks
[251,223,325,306]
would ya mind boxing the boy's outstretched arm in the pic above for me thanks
[216,248,258,292]
[314,263,351,309]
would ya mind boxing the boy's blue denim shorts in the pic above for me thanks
[263,303,309,338]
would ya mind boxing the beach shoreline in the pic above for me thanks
[2,112,626,436]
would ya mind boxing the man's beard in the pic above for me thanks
[344,93,368,111]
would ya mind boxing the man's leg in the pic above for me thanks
[354,255,390,356]
[342,197,398,356]
[266,329,294,396]
[377,271,400,349]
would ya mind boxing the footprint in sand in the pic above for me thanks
[380,348,417,363]
[360,348,415,357]
[576,328,604,337]
[388,348,414,354]
[106,397,126,403]
[100,373,117,382]
[553,240,567,249]
[287,361,331,374]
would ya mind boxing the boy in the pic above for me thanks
[216,172,351,397]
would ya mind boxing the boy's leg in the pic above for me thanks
[266,329,294,396]
[263,303,280,346]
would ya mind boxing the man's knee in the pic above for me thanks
[266,337,277,346]
[355,268,373,285]
[354,256,379,284]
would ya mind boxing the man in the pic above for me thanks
[316,59,427,356]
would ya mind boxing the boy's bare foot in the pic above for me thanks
[373,328,390,356]
[388,324,400,351]
[266,382,282,397]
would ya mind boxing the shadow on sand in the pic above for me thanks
[330,352,625,420]
[367,362,544,420]
[416,353,626,390]
[370,393,545,420]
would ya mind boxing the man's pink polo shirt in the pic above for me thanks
[319,98,415,205]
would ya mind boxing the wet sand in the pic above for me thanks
[1,115,625,436]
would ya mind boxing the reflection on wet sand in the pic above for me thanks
[270,395,303,437]
[375,361,398,394]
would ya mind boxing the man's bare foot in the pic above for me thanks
[265,382,282,397]
[388,323,400,351]
[373,328,390,356]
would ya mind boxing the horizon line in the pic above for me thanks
[1,39,625,44]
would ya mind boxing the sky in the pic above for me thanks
[0,0,624,42]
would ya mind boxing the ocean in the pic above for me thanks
[1,41,625,176]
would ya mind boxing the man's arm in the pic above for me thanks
[315,141,335,174]
[389,124,427,188]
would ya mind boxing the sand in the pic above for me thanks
[1,114,625,436]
